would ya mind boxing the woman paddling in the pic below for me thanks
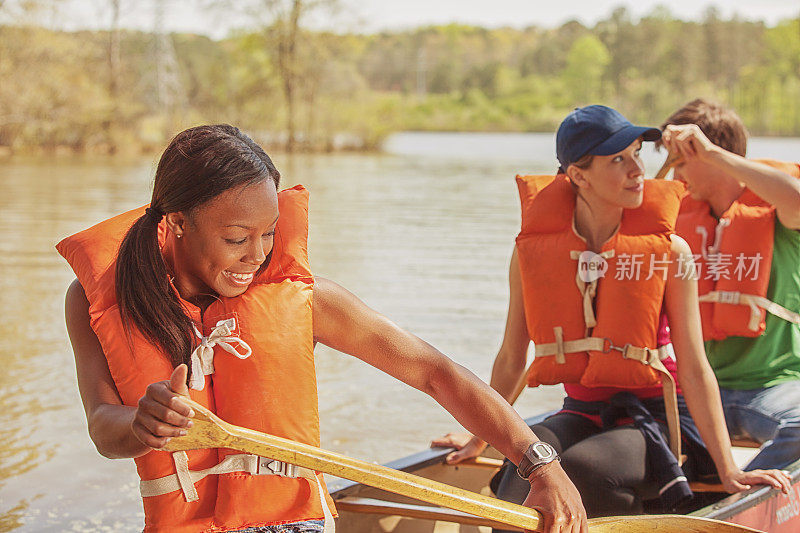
[433,106,790,525]
[59,125,586,533]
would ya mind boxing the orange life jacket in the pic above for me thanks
[676,159,800,341]
[57,186,335,533]
[516,175,684,388]
[515,175,685,457]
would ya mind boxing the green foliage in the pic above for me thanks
[561,35,610,104]
[2,9,800,153]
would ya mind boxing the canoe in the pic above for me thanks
[327,411,800,532]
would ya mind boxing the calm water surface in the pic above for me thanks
[0,132,798,531]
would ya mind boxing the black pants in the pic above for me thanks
[491,412,665,531]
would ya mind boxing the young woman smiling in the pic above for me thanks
[59,124,587,533]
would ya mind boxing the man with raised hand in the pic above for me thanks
[661,99,800,470]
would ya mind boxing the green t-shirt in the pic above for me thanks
[705,218,800,389]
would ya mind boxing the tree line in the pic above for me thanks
[1,5,799,153]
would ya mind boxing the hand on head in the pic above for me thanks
[661,124,720,163]
[131,364,195,449]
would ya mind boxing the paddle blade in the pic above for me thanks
[587,515,762,532]
[161,398,234,452]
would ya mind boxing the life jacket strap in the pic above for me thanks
[140,453,317,499]
[172,450,198,502]
[699,290,800,331]
[533,337,670,364]
[534,339,681,459]
[695,218,731,259]
[652,357,682,462]
[553,327,565,364]
[570,249,615,329]
[315,469,336,533]
[189,317,253,391]
[141,452,336,531]
[600,343,682,461]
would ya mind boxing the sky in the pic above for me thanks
[20,0,800,37]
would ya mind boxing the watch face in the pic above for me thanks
[531,441,557,461]
[517,440,559,480]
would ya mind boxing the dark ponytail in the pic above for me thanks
[115,124,281,368]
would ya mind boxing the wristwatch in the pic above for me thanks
[516,441,559,479]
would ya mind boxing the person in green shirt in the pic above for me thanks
[661,99,800,469]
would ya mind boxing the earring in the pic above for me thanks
[176,233,183,239]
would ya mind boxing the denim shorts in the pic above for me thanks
[232,519,325,533]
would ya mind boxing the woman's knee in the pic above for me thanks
[558,430,647,491]
[560,451,616,490]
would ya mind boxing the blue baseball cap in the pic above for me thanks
[556,105,661,172]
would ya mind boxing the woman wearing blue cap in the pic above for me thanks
[433,105,790,522]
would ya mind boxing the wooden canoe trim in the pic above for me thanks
[456,457,505,469]
[731,439,760,449]
[689,482,726,493]
[335,496,524,531]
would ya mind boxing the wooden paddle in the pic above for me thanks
[163,397,759,532]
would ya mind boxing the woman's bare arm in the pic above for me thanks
[65,279,192,458]
[665,236,790,494]
[490,246,532,402]
[312,274,535,464]
[312,274,587,533]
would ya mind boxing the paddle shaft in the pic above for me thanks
[164,398,543,531]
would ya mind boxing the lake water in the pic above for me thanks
[0,132,798,531]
